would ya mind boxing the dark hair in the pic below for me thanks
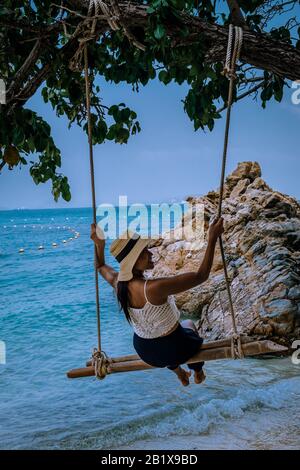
[116,281,132,324]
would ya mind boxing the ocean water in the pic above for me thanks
[0,208,299,450]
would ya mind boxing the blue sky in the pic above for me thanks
[1,73,300,209]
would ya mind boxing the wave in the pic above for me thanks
[50,375,300,450]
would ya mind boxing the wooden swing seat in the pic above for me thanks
[66,336,288,379]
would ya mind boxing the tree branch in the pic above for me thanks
[9,36,80,105]
[216,81,265,113]
[225,0,249,28]
[5,0,300,110]
[7,40,44,101]
[0,17,63,34]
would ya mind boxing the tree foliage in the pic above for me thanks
[0,0,299,200]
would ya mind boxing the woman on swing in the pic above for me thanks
[90,216,224,386]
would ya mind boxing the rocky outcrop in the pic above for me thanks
[148,161,300,346]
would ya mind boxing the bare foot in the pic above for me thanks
[194,369,206,384]
[176,367,192,386]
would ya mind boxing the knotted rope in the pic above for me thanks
[92,348,110,380]
[223,24,243,80]
[69,0,145,71]
[95,0,146,50]
[94,0,120,32]
[108,0,146,51]
[218,25,244,359]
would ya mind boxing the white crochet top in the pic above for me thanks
[128,279,181,339]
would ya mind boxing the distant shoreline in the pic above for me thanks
[0,206,92,212]
[0,200,192,212]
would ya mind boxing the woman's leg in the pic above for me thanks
[180,319,206,384]
[189,364,206,384]
[167,364,192,386]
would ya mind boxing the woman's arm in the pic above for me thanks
[98,264,118,290]
[147,217,224,304]
[91,224,118,289]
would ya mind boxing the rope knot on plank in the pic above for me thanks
[231,333,244,359]
[92,348,110,379]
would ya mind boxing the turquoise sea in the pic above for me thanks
[0,208,300,450]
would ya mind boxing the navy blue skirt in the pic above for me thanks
[133,324,204,372]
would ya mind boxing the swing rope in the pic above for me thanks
[79,0,145,379]
[218,25,244,359]
[84,44,110,379]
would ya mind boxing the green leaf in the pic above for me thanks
[62,181,71,201]
[12,127,25,146]
[63,190,71,202]
[189,65,198,78]
[108,105,120,122]
[106,125,116,140]
[120,108,131,122]
[261,84,273,102]
[158,70,171,84]
[207,118,214,131]
[68,81,82,101]
[154,24,166,40]
[97,120,108,143]
[42,87,49,103]
[273,80,284,102]
[115,127,130,144]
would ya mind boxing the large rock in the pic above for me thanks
[148,161,300,346]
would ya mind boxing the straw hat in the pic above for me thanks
[109,229,154,282]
